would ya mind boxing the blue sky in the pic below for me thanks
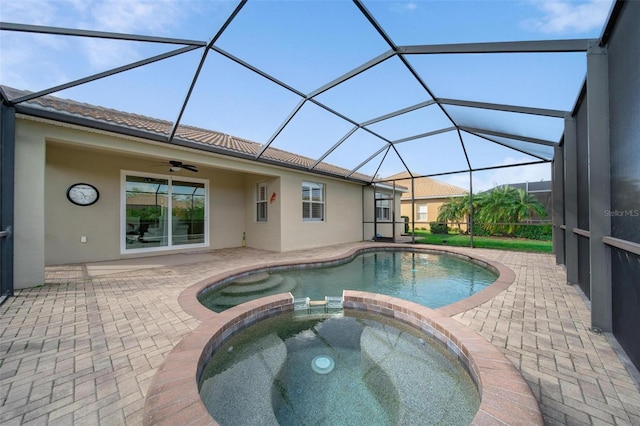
[0,0,613,191]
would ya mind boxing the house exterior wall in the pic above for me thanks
[401,198,467,232]
[362,186,404,240]
[14,118,46,288]
[13,116,393,288]
[44,141,250,265]
[279,173,363,251]
[244,175,281,252]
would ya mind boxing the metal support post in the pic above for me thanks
[1,104,16,297]
[564,116,579,285]
[553,146,565,265]
[411,178,415,244]
[469,171,474,248]
[587,41,612,332]
[392,181,396,241]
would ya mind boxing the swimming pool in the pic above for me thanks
[199,250,498,312]
[199,311,480,425]
[144,246,541,425]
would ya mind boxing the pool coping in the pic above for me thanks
[143,245,538,425]
[143,290,543,425]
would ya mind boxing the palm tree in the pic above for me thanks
[438,194,475,233]
[437,197,464,231]
[477,186,546,235]
[505,188,547,233]
[438,186,547,236]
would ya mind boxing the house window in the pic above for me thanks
[375,192,391,221]
[256,182,268,222]
[123,172,207,252]
[417,203,428,221]
[302,181,324,221]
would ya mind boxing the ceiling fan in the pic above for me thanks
[167,160,198,173]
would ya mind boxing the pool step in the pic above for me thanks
[232,272,270,285]
[221,274,284,295]
[213,276,298,308]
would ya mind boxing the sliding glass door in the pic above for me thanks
[171,180,205,246]
[123,172,207,252]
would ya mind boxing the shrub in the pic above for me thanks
[470,223,491,237]
[513,224,552,240]
[429,222,449,234]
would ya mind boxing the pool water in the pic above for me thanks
[200,250,497,312]
[199,312,480,425]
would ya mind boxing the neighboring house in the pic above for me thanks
[5,87,402,289]
[383,172,467,232]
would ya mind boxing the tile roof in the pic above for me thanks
[384,171,467,199]
[2,86,372,182]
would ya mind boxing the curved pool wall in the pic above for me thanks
[143,291,542,425]
[199,250,499,312]
[183,245,515,320]
[199,311,481,425]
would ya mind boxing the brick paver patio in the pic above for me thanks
[1,242,639,425]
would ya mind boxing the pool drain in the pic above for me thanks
[311,355,335,374]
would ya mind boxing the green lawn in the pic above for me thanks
[409,231,553,253]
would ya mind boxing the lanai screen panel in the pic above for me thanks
[392,132,471,177]
[179,52,303,144]
[213,1,389,94]
[314,56,433,123]
[471,163,551,194]
[0,31,205,122]
[443,105,564,143]
[461,133,546,170]
[322,129,388,175]
[1,0,615,185]
[364,104,453,142]
[266,102,356,161]
[407,53,587,111]
[360,0,579,45]
[466,133,555,161]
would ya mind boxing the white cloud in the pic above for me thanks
[0,1,58,25]
[391,2,419,13]
[0,0,195,89]
[87,0,185,35]
[77,1,189,69]
[522,0,612,34]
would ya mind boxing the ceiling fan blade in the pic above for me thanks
[182,164,198,172]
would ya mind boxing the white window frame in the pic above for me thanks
[121,170,209,254]
[302,181,325,222]
[256,182,268,222]
[375,192,391,222]
[417,203,428,222]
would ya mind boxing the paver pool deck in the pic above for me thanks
[1,242,639,425]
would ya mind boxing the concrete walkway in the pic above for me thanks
[1,243,639,425]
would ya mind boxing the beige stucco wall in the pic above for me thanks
[401,199,446,229]
[401,198,467,232]
[44,141,252,265]
[243,175,281,252]
[279,173,363,251]
[14,120,46,288]
[14,115,398,287]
